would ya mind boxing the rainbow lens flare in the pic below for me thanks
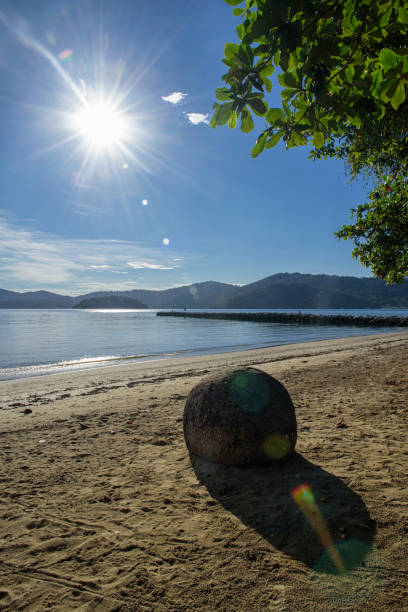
[291,483,345,574]
[58,49,73,61]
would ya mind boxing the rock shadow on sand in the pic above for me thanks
[190,452,377,575]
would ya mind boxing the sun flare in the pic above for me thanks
[72,101,128,151]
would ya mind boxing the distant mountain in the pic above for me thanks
[0,289,74,308]
[2,273,408,309]
[217,273,408,309]
[73,296,148,309]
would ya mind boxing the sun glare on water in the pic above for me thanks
[72,101,129,151]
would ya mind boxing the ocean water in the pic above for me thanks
[0,308,406,381]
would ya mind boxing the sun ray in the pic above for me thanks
[23,133,80,162]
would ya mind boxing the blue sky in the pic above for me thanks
[0,0,370,295]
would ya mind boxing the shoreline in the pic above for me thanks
[1,330,407,429]
[1,330,407,610]
[0,326,406,384]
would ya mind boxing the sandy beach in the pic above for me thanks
[1,331,407,611]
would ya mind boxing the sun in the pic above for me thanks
[72,100,128,151]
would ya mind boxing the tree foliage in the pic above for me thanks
[213,0,408,283]
[336,177,408,283]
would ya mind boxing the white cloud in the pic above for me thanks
[161,92,187,105]
[185,113,209,125]
[0,215,185,293]
[127,261,174,270]
[112,271,128,274]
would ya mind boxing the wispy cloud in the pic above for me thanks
[71,201,113,216]
[0,215,184,293]
[161,92,187,105]
[185,112,209,125]
[127,261,174,270]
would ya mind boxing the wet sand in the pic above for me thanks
[0,331,407,610]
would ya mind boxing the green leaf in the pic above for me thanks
[236,24,245,40]
[248,98,267,115]
[225,0,243,5]
[215,87,233,101]
[379,48,399,70]
[371,69,383,98]
[266,108,285,125]
[391,82,406,109]
[345,65,355,83]
[379,6,392,27]
[259,65,274,77]
[279,50,289,72]
[211,103,234,127]
[265,132,282,148]
[398,7,408,24]
[228,111,237,129]
[278,72,298,88]
[251,133,267,158]
[293,131,307,146]
[225,43,239,59]
[237,44,253,67]
[232,7,245,16]
[263,77,272,92]
[240,109,254,133]
[313,131,325,148]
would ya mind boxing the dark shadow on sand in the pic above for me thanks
[190,452,377,574]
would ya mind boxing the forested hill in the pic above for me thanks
[216,273,408,309]
[2,274,408,309]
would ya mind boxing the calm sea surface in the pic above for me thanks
[0,308,407,381]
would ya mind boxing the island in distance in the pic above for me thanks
[73,296,148,309]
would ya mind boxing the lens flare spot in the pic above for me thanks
[292,482,315,506]
[141,199,148,206]
[122,163,129,170]
[189,286,198,299]
[229,370,270,413]
[262,432,291,459]
[162,238,170,245]
[58,49,73,61]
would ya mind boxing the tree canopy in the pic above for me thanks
[212,0,408,282]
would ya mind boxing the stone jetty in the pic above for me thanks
[156,311,408,327]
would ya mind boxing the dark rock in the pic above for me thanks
[183,367,297,467]
[23,408,32,415]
